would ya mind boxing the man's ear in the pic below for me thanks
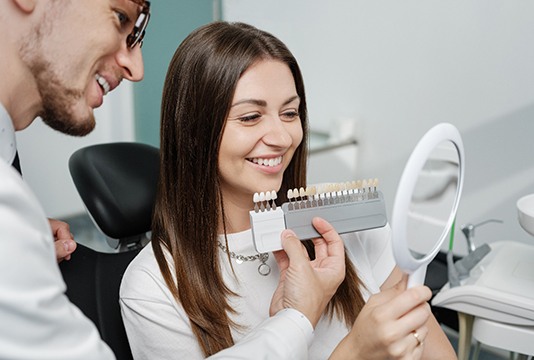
[13,0,36,13]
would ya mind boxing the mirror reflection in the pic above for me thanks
[407,140,460,260]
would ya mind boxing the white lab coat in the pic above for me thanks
[0,103,314,360]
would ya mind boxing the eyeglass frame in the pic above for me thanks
[126,1,151,49]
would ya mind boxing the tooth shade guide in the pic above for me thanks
[251,179,380,215]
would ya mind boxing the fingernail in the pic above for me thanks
[282,229,296,239]
[63,240,74,251]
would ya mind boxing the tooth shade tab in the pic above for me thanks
[287,189,294,199]
[252,190,278,212]
[251,179,380,214]
[303,178,381,205]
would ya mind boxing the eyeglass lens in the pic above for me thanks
[127,1,151,48]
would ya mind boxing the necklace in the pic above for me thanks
[217,241,271,276]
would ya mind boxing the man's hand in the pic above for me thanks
[270,217,346,327]
[48,218,77,263]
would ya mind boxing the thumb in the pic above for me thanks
[277,229,309,264]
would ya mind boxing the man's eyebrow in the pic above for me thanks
[231,96,300,108]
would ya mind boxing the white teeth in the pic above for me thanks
[251,156,282,167]
[95,74,110,95]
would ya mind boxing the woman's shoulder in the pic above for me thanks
[126,242,159,273]
[120,243,167,300]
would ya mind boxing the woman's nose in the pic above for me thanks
[116,44,145,82]
[262,118,293,148]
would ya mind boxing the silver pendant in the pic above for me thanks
[235,258,243,265]
[258,262,271,276]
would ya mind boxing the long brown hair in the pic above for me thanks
[152,21,365,356]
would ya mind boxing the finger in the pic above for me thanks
[387,286,432,319]
[389,326,427,360]
[367,274,409,306]
[54,239,77,263]
[311,217,345,258]
[55,225,74,241]
[411,325,428,348]
[49,218,73,240]
[272,239,290,273]
[370,284,431,328]
[389,300,432,340]
[278,229,309,265]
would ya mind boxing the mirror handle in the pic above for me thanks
[407,265,428,289]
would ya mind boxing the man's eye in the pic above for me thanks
[115,10,130,26]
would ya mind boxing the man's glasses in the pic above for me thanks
[127,1,151,49]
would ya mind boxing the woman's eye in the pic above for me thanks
[238,114,261,123]
[281,111,300,121]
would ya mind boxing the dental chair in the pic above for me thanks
[425,251,460,331]
[59,142,159,360]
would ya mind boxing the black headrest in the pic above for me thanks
[69,142,159,240]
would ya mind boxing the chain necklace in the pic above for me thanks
[217,241,271,276]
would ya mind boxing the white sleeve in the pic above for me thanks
[344,224,395,291]
[121,256,313,360]
[0,163,114,360]
[363,224,395,286]
[209,309,313,360]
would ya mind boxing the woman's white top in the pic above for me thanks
[120,225,394,359]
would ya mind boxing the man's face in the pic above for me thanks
[20,0,147,136]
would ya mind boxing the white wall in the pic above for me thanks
[16,82,135,218]
[223,0,534,254]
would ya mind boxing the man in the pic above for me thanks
[0,1,345,358]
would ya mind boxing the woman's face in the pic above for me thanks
[218,59,303,206]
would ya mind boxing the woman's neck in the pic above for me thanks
[217,194,254,235]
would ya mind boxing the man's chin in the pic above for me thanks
[41,112,95,137]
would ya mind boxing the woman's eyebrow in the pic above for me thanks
[231,95,300,108]
[283,95,300,106]
[231,99,267,107]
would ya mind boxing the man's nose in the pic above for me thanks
[117,44,144,82]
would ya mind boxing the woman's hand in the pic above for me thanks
[330,275,432,360]
[270,217,346,327]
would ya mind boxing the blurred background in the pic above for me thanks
[17,0,534,259]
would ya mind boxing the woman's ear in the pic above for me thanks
[13,0,36,13]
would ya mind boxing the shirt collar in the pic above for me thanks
[0,103,17,165]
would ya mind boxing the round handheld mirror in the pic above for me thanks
[391,123,465,288]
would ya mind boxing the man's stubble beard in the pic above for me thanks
[19,6,96,137]
[37,68,96,137]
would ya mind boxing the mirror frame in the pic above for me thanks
[391,123,465,288]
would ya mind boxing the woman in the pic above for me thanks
[120,21,455,359]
